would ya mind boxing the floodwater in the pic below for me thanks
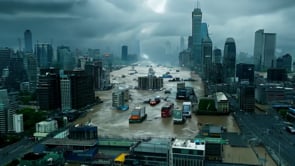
[74,61,276,165]
[75,62,239,138]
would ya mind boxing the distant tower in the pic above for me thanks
[253,29,276,71]
[180,36,185,51]
[121,45,128,61]
[34,43,53,68]
[192,8,202,69]
[213,48,222,64]
[223,38,236,82]
[24,29,33,53]
[201,36,212,81]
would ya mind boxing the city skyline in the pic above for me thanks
[0,0,294,60]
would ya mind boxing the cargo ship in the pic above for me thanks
[129,106,147,123]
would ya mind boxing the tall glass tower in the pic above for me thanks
[223,38,236,82]
[192,8,202,69]
[253,29,276,71]
[24,29,32,53]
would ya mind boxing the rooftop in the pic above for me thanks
[172,139,205,151]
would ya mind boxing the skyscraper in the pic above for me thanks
[57,46,75,70]
[0,48,13,72]
[34,43,53,68]
[223,38,236,82]
[121,45,128,61]
[253,29,276,71]
[192,8,202,68]
[213,48,222,64]
[276,53,292,72]
[201,36,212,81]
[24,29,33,53]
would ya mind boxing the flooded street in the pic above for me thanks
[75,62,239,138]
[73,61,276,165]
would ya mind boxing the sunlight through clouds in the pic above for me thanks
[145,0,167,14]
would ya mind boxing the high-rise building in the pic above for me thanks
[213,48,222,64]
[121,45,128,61]
[192,8,202,68]
[0,89,9,134]
[27,54,38,91]
[0,104,7,134]
[253,29,276,71]
[201,36,212,81]
[57,46,75,71]
[6,53,27,91]
[24,30,33,53]
[37,68,61,110]
[65,69,95,110]
[238,82,255,112]
[236,63,255,84]
[223,38,236,82]
[60,75,71,111]
[276,53,292,72]
[35,43,53,68]
[13,114,24,133]
[0,48,13,73]
[180,36,185,51]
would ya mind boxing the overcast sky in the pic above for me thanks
[0,0,294,61]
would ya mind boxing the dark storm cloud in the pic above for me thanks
[0,0,294,60]
[0,0,88,15]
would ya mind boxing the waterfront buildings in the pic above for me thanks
[253,29,276,71]
[172,139,205,166]
[138,67,163,90]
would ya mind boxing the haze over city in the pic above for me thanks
[0,0,294,62]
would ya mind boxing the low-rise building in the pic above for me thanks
[172,138,205,166]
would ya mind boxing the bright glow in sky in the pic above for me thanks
[145,0,167,14]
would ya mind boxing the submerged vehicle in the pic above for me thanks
[173,109,186,124]
[161,103,174,118]
[182,102,192,118]
[129,106,147,123]
[149,96,161,106]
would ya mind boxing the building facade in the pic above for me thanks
[276,53,292,73]
[121,45,128,61]
[253,29,276,71]
[13,114,24,133]
[201,36,212,81]
[236,63,255,84]
[192,8,202,68]
[37,68,61,110]
[24,29,33,53]
[223,38,236,83]
[35,43,53,68]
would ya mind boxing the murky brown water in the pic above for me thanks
[74,62,275,165]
